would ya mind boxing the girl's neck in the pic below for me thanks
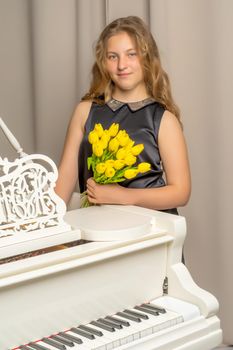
[112,87,150,103]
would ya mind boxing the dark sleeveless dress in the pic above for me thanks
[78,97,178,215]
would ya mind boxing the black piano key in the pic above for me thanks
[134,305,160,316]
[142,303,166,313]
[91,320,115,332]
[42,337,66,350]
[78,324,103,337]
[51,335,74,347]
[19,346,34,350]
[97,318,123,329]
[59,332,83,344]
[70,327,94,340]
[124,309,149,320]
[116,311,141,323]
[106,315,130,327]
[28,343,51,350]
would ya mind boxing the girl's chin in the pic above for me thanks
[114,83,137,92]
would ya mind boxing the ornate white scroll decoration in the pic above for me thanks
[0,154,69,238]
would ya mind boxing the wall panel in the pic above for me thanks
[31,0,77,163]
[106,0,149,23]
[0,0,34,159]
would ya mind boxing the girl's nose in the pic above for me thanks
[118,56,127,71]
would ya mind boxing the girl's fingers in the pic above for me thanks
[87,190,97,203]
[87,188,94,197]
[88,196,97,204]
[87,177,95,186]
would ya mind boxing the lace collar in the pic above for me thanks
[106,97,156,112]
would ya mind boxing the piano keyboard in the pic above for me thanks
[16,302,184,350]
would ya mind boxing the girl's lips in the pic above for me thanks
[117,73,131,77]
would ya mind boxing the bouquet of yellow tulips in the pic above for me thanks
[80,122,151,207]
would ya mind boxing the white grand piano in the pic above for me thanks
[0,118,222,350]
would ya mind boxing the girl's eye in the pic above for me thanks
[108,55,117,60]
[128,52,137,57]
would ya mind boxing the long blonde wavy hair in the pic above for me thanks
[82,16,181,121]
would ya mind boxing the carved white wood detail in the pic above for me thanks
[0,154,69,238]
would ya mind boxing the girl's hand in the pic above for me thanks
[86,177,127,205]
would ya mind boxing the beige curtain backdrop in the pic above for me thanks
[0,0,232,344]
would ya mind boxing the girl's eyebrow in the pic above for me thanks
[107,48,136,54]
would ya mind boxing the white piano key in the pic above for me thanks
[50,335,74,347]
[82,323,121,349]
[134,305,160,316]
[116,311,141,323]
[42,336,88,350]
[142,303,166,313]
[123,309,149,320]
[91,322,130,349]
[149,310,183,332]
[91,320,115,332]
[67,329,107,350]
[105,316,130,327]
[78,324,103,337]
[58,331,84,344]
[103,317,135,346]
[41,338,66,350]
[112,312,154,339]
[113,308,184,342]
[97,318,123,329]
[70,327,95,340]
[29,341,61,350]
[104,314,140,344]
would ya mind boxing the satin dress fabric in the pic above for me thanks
[78,98,178,215]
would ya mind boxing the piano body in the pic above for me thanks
[0,119,222,350]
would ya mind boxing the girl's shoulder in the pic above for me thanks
[71,100,93,132]
[159,110,183,141]
[76,99,93,113]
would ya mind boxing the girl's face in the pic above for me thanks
[105,31,147,99]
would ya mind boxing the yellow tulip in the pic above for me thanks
[99,135,108,149]
[131,144,144,156]
[105,166,115,178]
[108,123,119,137]
[137,162,151,173]
[94,123,104,137]
[96,162,106,174]
[108,137,119,153]
[92,142,103,157]
[116,148,126,160]
[114,159,125,170]
[116,130,130,147]
[102,130,110,143]
[88,130,99,144]
[124,154,137,166]
[124,140,135,151]
[124,169,138,179]
[105,159,115,167]
[116,130,125,138]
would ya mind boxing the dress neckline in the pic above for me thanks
[106,97,156,112]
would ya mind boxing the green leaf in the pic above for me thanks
[87,157,92,170]
[95,174,107,183]
[111,178,125,183]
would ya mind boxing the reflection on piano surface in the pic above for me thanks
[0,120,222,349]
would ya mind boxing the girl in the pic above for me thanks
[55,16,191,214]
